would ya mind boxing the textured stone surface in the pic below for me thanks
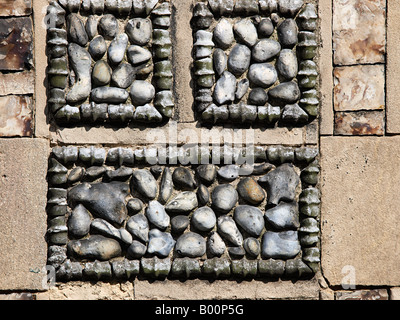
[334,65,385,111]
[336,289,389,300]
[333,0,386,65]
[334,111,384,136]
[0,71,34,95]
[0,0,32,16]
[0,95,33,137]
[321,137,400,286]
[0,138,49,290]
[0,17,33,70]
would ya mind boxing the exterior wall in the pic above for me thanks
[0,0,399,300]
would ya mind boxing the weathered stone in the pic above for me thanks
[196,164,217,185]
[259,163,300,205]
[236,79,250,100]
[126,240,147,259]
[261,230,301,259]
[218,164,240,181]
[334,65,385,112]
[213,71,236,105]
[0,96,33,137]
[171,258,201,279]
[108,33,129,65]
[146,200,170,230]
[282,103,309,124]
[217,215,243,246]
[67,14,88,46]
[0,0,32,16]
[68,204,91,238]
[258,18,274,37]
[228,44,251,76]
[98,14,118,40]
[202,258,231,278]
[214,18,234,49]
[141,256,171,279]
[243,237,261,257]
[126,18,152,46]
[333,0,386,65]
[67,235,122,261]
[165,192,198,214]
[133,104,163,122]
[248,63,277,88]
[265,201,299,229]
[277,49,298,80]
[126,213,149,243]
[127,45,152,66]
[171,215,190,234]
[278,0,304,16]
[211,184,238,213]
[130,81,156,106]
[336,289,389,301]
[277,18,298,47]
[234,0,260,15]
[175,232,206,258]
[172,167,196,190]
[0,71,34,96]
[233,205,264,237]
[207,231,226,257]
[237,177,265,205]
[234,18,258,47]
[130,169,157,199]
[92,60,112,86]
[268,81,301,103]
[85,15,98,40]
[88,35,107,60]
[192,207,216,232]
[91,218,133,245]
[192,2,214,29]
[248,88,268,106]
[252,39,281,62]
[208,0,234,16]
[147,229,175,258]
[334,111,385,136]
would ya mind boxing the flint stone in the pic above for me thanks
[214,18,234,49]
[171,215,190,234]
[68,204,92,238]
[213,49,227,76]
[91,218,133,244]
[243,237,261,257]
[207,231,226,257]
[262,230,301,259]
[276,49,298,79]
[258,18,274,38]
[268,81,300,103]
[172,167,196,190]
[126,18,152,46]
[85,15,98,39]
[218,164,240,181]
[196,164,217,185]
[233,205,264,237]
[236,78,250,100]
[88,35,107,60]
[67,235,122,261]
[127,240,147,259]
[108,33,129,65]
[234,19,258,47]
[197,184,210,206]
[248,88,269,106]
[68,167,85,183]
[112,63,135,89]
[217,215,243,246]
[67,44,91,103]
[192,207,216,232]
[259,163,300,205]
[91,87,129,104]
[165,192,198,214]
[214,71,236,105]
[175,232,206,258]
[278,0,304,16]
[126,214,149,243]
[147,229,175,258]
[68,182,129,225]
[282,103,309,124]
[277,18,298,47]
[237,177,265,204]
[228,44,251,76]
[146,200,170,230]
[252,39,281,62]
[248,63,277,88]
[265,201,299,229]
[130,169,158,199]
[67,14,88,46]
[159,167,173,204]
[98,14,118,40]
[130,81,156,106]
[127,45,152,65]
[212,184,238,213]
[208,0,234,16]
[92,60,112,86]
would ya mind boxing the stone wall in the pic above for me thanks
[0,0,399,301]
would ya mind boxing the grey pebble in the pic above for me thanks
[67,235,121,261]
[175,232,206,258]
[92,60,112,87]
[228,246,245,258]
[233,18,258,47]
[258,18,274,38]
[108,33,128,65]
[171,215,190,234]
[98,14,118,40]
[126,240,147,259]
[91,87,129,104]
[67,13,88,46]
[147,229,175,258]
[265,201,300,229]
[126,213,149,244]
[145,200,170,230]
[261,230,301,259]
[252,39,281,62]
[248,88,268,105]
[130,169,158,200]
[213,71,236,105]
[268,81,300,103]
[197,184,210,206]
[217,215,243,246]
[126,18,152,46]
[235,78,250,100]
[172,167,196,190]
[281,103,309,124]
[85,15,98,40]
[213,18,234,49]
[196,164,217,185]
[127,45,152,66]
[217,164,240,181]
[243,237,261,257]
[233,205,264,237]
[276,49,298,80]
[130,80,156,106]
[127,198,144,214]
[159,167,173,204]
[207,231,226,257]
[248,63,277,88]
[277,18,298,47]
[91,218,133,245]
[165,191,198,214]
[278,0,304,16]
[105,166,133,181]
[88,35,107,60]
[212,184,238,213]
[192,207,216,232]
[228,44,251,76]
[213,48,227,76]
[68,204,91,238]
[112,63,135,89]
[67,167,85,184]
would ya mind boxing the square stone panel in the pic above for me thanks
[333,0,386,65]
[193,0,319,128]
[334,65,385,112]
[46,0,174,127]
[0,95,33,137]
[45,144,320,282]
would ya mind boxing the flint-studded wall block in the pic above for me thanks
[46,0,174,126]
[46,145,320,282]
[193,0,319,126]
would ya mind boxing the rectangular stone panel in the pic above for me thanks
[0,17,33,71]
[321,136,400,286]
[334,65,385,112]
[0,138,49,291]
[45,144,320,283]
[333,0,386,65]
[46,0,174,127]
[334,111,385,136]
[0,0,32,16]
[192,1,320,129]
[0,95,33,137]
[0,71,34,96]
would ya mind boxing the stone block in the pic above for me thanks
[0,138,49,291]
[334,111,384,136]
[334,65,385,111]
[336,289,388,300]
[0,0,32,16]
[0,17,33,70]
[0,95,33,137]
[333,0,386,65]
[0,71,34,95]
[321,136,400,286]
